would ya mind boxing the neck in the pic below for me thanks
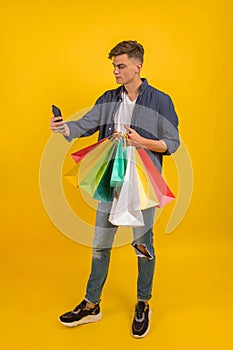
[124,77,142,96]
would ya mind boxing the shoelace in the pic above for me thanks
[73,300,87,313]
[135,302,146,320]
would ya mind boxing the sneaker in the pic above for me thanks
[59,300,102,327]
[131,301,152,338]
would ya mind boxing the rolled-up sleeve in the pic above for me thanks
[158,94,180,155]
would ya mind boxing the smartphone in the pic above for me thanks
[52,105,63,121]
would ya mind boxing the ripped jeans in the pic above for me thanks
[85,202,156,304]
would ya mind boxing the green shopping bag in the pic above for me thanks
[93,159,114,202]
[79,141,116,197]
[110,140,126,187]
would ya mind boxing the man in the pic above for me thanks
[50,40,179,338]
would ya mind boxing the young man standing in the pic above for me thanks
[50,40,180,338]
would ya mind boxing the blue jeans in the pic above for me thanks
[85,202,156,304]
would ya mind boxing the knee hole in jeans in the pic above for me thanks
[133,244,153,259]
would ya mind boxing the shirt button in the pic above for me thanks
[109,127,112,130]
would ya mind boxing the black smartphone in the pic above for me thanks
[52,105,63,121]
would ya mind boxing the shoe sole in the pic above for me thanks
[131,309,152,338]
[59,312,102,327]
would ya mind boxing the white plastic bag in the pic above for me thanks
[108,146,144,227]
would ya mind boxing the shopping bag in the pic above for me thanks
[108,146,144,227]
[65,138,114,188]
[71,138,106,163]
[79,140,116,197]
[110,140,126,187]
[93,159,114,202]
[77,138,115,182]
[137,148,175,207]
[134,151,159,209]
[64,164,80,187]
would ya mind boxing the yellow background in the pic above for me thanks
[1,0,233,349]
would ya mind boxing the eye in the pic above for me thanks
[112,63,127,70]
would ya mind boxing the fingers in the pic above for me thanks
[52,125,67,134]
[53,116,63,122]
[50,117,68,135]
[128,139,141,148]
[50,117,62,126]
[124,125,133,132]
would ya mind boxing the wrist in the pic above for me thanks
[62,125,70,137]
[138,136,147,147]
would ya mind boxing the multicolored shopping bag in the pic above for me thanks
[71,138,106,163]
[65,135,175,225]
[110,140,126,188]
[137,148,175,207]
[79,140,116,197]
[93,139,127,202]
[93,159,115,202]
[64,163,79,187]
[65,138,113,188]
[134,150,159,209]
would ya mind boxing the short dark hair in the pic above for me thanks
[108,40,144,63]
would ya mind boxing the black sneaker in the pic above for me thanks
[59,300,102,327]
[132,301,152,338]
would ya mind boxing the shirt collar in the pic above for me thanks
[116,78,148,100]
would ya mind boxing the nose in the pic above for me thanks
[113,66,119,75]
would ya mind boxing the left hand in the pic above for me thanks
[124,126,144,147]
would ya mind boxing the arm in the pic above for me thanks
[50,96,103,141]
[158,94,180,155]
[124,126,168,152]
[125,94,179,154]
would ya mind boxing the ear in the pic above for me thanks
[136,63,143,73]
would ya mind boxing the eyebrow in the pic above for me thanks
[112,63,127,67]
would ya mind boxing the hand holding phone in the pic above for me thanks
[52,105,63,122]
[50,104,70,137]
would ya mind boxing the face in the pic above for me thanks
[112,54,142,85]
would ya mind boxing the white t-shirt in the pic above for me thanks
[114,91,136,133]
